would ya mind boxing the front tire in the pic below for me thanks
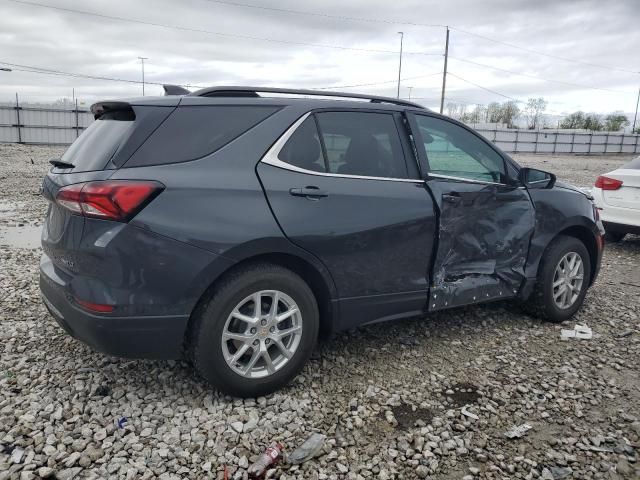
[523,235,591,323]
[190,263,319,397]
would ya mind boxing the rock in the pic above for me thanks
[56,468,82,480]
[616,458,633,477]
[550,466,573,479]
[63,452,81,468]
[230,421,243,433]
[416,465,429,478]
[378,470,390,480]
[10,447,25,464]
[36,467,55,478]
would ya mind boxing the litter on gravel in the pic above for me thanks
[505,423,533,439]
[288,433,326,465]
[461,405,479,420]
[560,324,592,340]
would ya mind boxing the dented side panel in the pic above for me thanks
[426,180,535,311]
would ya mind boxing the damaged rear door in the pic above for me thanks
[408,113,535,311]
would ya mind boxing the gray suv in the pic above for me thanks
[40,87,604,397]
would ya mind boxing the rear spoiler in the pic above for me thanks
[163,84,191,96]
[90,101,134,120]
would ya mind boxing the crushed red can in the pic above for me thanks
[247,443,284,479]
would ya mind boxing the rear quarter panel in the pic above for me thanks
[109,106,338,307]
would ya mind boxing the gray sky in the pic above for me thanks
[0,0,638,116]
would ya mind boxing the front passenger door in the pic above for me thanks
[408,113,536,311]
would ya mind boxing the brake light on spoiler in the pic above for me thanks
[56,180,164,222]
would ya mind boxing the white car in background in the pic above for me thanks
[592,156,640,242]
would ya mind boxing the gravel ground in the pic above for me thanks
[1,144,639,480]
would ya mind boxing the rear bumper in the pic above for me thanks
[593,188,640,229]
[40,258,189,360]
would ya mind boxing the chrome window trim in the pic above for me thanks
[260,112,424,184]
[528,178,551,184]
[426,173,508,187]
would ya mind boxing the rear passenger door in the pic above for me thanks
[408,113,536,311]
[257,109,437,329]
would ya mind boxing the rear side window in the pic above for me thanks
[60,110,134,172]
[277,111,409,179]
[316,112,408,178]
[278,117,325,172]
[126,105,279,167]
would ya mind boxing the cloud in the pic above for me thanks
[0,0,638,114]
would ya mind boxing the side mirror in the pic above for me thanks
[519,167,556,189]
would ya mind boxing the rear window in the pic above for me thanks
[125,105,280,167]
[59,110,134,172]
[622,157,640,169]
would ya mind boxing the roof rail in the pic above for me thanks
[189,86,425,109]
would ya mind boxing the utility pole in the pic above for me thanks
[138,56,148,96]
[439,26,450,114]
[407,86,413,100]
[396,32,404,99]
[633,86,640,133]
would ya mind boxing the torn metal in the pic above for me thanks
[427,181,535,311]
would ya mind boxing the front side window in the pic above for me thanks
[276,111,409,179]
[414,115,506,183]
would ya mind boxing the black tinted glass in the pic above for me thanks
[278,117,326,172]
[127,105,279,167]
[315,112,408,178]
[60,111,134,172]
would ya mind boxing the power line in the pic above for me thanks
[7,0,441,56]
[450,57,636,95]
[199,0,637,74]
[447,72,520,101]
[0,60,207,88]
[202,0,445,28]
[315,71,442,90]
[1,59,443,94]
[449,27,640,75]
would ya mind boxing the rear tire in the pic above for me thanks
[522,235,591,323]
[190,263,319,397]
[604,230,625,242]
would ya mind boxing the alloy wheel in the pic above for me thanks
[552,252,584,309]
[221,290,303,378]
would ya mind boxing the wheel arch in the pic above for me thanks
[549,225,599,286]
[185,251,338,352]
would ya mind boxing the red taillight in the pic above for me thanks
[56,180,163,221]
[75,298,115,313]
[594,176,623,190]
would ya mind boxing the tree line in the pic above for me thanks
[446,98,636,133]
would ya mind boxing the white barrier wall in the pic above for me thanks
[476,128,640,154]
[1,104,639,154]
[0,105,93,145]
